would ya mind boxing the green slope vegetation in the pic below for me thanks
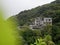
[8,0,60,45]
[8,0,60,26]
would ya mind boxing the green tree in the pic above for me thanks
[18,28,37,45]
[31,35,55,45]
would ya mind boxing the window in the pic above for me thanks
[36,24,39,25]
[39,25,42,26]
[46,19,47,22]
[42,18,44,21]
[44,22,45,24]
[49,19,50,21]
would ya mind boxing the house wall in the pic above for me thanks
[44,18,52,25]
[30,17,52,29]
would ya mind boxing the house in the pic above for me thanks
[30,17,52,29]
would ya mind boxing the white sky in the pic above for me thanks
[1,0,55,19]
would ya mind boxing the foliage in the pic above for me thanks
[8,0,60,45]
[8,0,60,26]
[0,9,24,45]
[18,28,39,45]
[52,25,60,45]
[31,35,55,45]
[0,9,17,45]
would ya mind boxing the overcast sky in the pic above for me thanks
[1,0,55,19]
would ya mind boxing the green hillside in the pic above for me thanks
[7,0,60,45]
[8,0,60,26]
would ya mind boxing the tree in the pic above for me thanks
[18,28,37,45]
[31,35,55,45]
[43,25,52,35]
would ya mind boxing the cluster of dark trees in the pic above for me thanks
[17,25,60,45]
[8,0,60,45]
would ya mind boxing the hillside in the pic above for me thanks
[7,0,60,45]
[8,0,60,26]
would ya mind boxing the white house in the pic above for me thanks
[30,17,52,29]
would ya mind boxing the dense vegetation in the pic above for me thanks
[8,0,60,26]
[8,0,60,45]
